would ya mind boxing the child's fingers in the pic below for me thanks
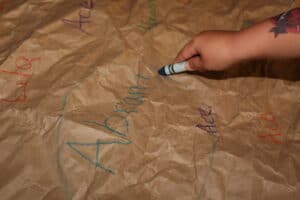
[187,56,204,71]
[174,40,199,62]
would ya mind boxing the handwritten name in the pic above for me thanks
[195,105,220,199]
[0,56,40,103]
[62,0,94,34]
[137,0,158,31]
[67,73,151,174]
[257,112,284,144]
[196,106,218,136]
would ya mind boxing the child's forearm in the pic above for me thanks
[235,8,300,61]
[174,7,300,72]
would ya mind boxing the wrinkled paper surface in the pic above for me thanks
[0,0,300,200]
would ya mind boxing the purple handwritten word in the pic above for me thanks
[196,106,217,136]
[62,0,94,34]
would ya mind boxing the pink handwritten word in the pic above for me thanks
[258,112,284,144]
[0,56,40,103]
[196,106,217,134]
[62,0,94,34]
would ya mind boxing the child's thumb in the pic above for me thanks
[187,56,204,71]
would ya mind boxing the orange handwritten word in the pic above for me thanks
[258,112,284,144]
[15,56,40,70]
[62,0,94,34]
[0,68,30,78]
[0,81,28,103]
[0,56,39,103]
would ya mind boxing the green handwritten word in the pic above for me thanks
[67,73,150,174]
[137,0,158,31]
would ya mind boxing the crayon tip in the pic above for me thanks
[158,67,167,76]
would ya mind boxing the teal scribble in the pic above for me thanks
[66,139,131,174]
[137,0,158,31]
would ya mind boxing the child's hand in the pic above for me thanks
[175,7,300,73]
[175,31,240,72]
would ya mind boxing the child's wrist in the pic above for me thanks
[231,30,259,63]
[233,21,276,62]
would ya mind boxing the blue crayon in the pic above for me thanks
[158,61,189,76]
